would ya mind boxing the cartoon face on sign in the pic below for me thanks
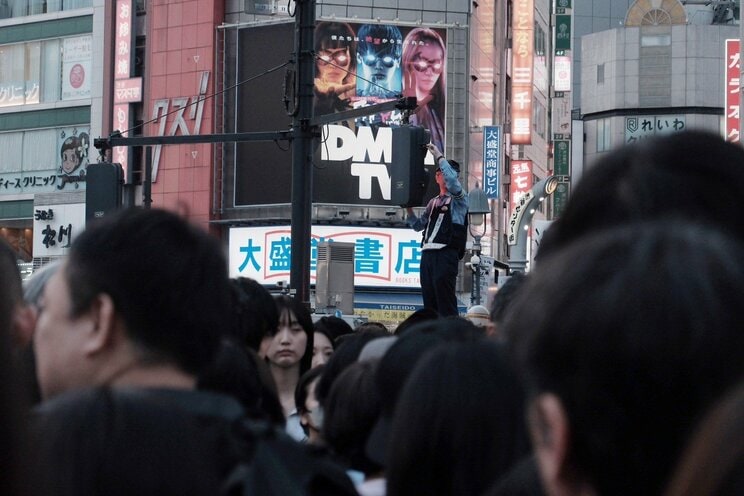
[59,133,89,175]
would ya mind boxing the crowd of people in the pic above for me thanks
[1,129,743,495]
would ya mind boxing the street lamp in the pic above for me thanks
[468,185,490,306]
[507,175,559,272]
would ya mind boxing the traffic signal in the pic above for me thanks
[391,126,430,207]
[86,163,124,221]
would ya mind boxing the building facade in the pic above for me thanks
[0,0,104,269]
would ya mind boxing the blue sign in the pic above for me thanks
[483,126,501,199]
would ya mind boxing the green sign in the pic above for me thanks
[554,140,570,175]
[556,0,571,8]
[553,182,570,218]
[555,15,571,51]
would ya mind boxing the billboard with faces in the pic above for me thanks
[234,21,448,207]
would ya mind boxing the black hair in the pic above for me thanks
[315,327,388,407]
[314,315,353,344]
[197,340,284,426]
[66,208,230,376]
[323,360,383,476]
[488,271,528,326]
[273,295,314,375]
[507,221,744,496]
[393,307,439,336]
[294,365,326,437]
[538,130,744,262]
[386,341,529,496]
[228,277,278,352]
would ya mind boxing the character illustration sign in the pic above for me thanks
[57,128,90,190]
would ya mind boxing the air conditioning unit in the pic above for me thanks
[315,242,355,315]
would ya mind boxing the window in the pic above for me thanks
[534,23,546,57]
[0,35,90,108]
[533,99,546,139]
[0,0,92,20]
[597,63,604,84]
[596,118,611,152]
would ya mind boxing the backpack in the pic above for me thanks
[221,420,359,496]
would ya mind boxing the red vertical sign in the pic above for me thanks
[725,39,740,143]
[510,160,533,214]
[511,0,534,145]
[113,0,134,180]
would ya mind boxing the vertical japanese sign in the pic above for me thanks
[725,39,740,143]
[509,160,533,215]
[555,15,571,51]
[553,55,571,92]
[112,0,136,181]
[511,0,534,145]
[62,36,92,100]
[483,126,501,199]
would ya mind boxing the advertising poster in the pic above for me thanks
[62,35,92,100]
[56,127,90,190]
[235,21,447,207]
[725,39,740,143]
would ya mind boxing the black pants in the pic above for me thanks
[420,247,459,317]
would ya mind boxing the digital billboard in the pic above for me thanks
[234,21,448,207]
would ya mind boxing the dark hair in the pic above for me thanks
[538,130,744,262]
[323,360,382,475]
[507,222,744,496]
[29,388,223,496]
[66,208,231,375]
[665,382,744,496]
[488,271,528,326]
[197,340,284,426]
[273,295,314,375]
[314,315,353,344]
[314,21,357,83]
[0,239,25,495]
[315,328,388,406]
[295,365,325,417]
[228,277,278,352]
[387,341,529,496]
[393,307,439,335]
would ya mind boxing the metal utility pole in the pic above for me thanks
[290,0,316,307]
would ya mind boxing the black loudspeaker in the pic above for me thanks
[391,126,431,207]
[86,163,124,221]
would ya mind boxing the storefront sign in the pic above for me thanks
[483,126,500,199]
[511,0,534,145]
[113,0,134,179]
[32,203,85,257]
[624,115,686,144]
[229,225,427,288]
[553,55,572,92]
[725,39,740,143]
[555,15,571,51]
[62,36,92,100]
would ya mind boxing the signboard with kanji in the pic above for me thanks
[624,115,686,144]
[725,39,740,143]
[510,0,534,145]
[482,126,501,199]
[555,15,571,51]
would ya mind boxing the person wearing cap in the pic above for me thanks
[405,143,468,317]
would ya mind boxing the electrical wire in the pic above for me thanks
[113,60,292,138]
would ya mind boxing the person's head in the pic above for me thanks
[664,382,744,496]
[312,329,334,368]
[323,360,383,476]
[488,271,528,339]
[228,277,278,352]
[263,295,313,375]
[387,340,529,496]
[295,365,326,444]
[197,339,283,425]
[0,239,34,349]
[29,387,223,496]
[537,130,744,262]
[402,28,446,101]
[33,208,231,400]
[314,315,354,342]
[60,136,81,174]
[435,159,460,190]
[314,21,356,85]
[356,24,403,94]
[506,221,744,496]
[393,307,439,335]
[365,317,485,467]
[315,326,389,407]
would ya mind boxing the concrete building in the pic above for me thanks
[0,0,104,269]
[580,0,738,168]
